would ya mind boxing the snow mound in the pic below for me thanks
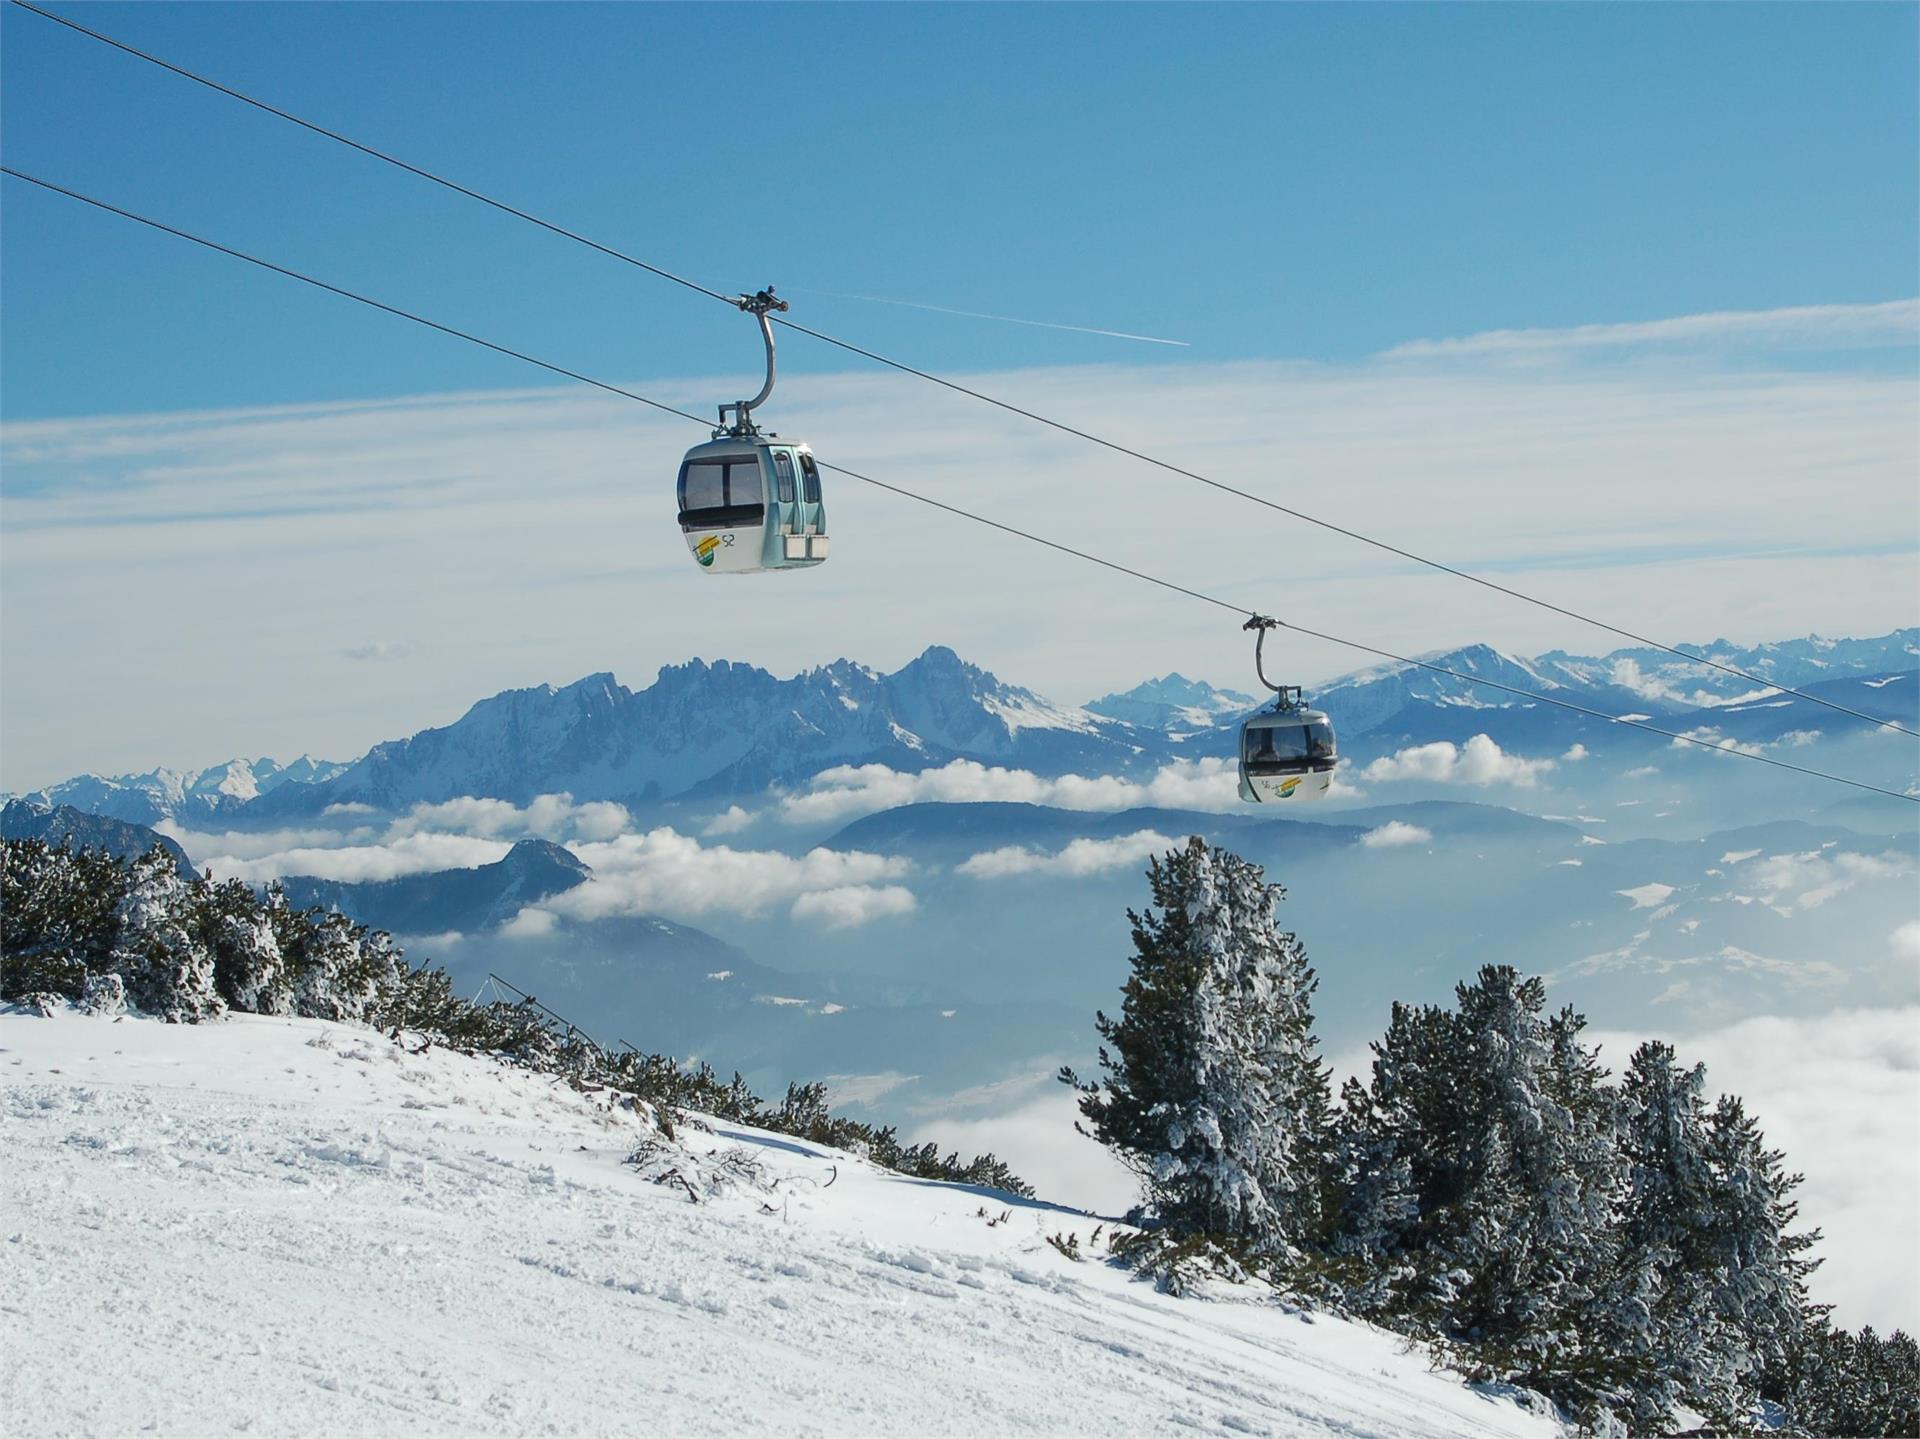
[0,1009,1561,1437]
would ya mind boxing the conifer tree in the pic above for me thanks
[111,846,223,1022]
[1615,1040,1744,1425]
[1700,1093,1818,1378]
[197,875,290,1015]
[1064,837,1331,1251]
[1336,967,1627,1410]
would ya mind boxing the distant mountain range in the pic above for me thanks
[1304,630,1920,738]
[1086,672,1255,732]
[10,629,1915,825]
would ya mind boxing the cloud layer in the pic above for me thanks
[781,758,1249,826]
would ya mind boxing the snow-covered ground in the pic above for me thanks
[1,1009,1562,1438]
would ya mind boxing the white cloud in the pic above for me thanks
[176,791,635,885]
[1744,848,1914,914]
[342,639,410,663]
[205,831,511,884]
[499,907,558,939]
[1894,920,1920,965]
[789,884,918,929]
[1591,1006,1920,1334]
[1562,743,1589,762]
[156,820,377,862]
[545,827,913,928]
[1669,725,1764,759]
[781,757,1255,826]
[957,830,1178,880]
[1360,821,1432,849]
[702,805,757,836]
[1775,729,1823,747]
[389,792,630,842]
[1623,765,1660,779]
[912,1085,1138,1218]
[1362,734,1556,788]
[1382,299,1920,361]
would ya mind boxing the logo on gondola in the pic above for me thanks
[695,535,721,567]
[1278,777,1303,797]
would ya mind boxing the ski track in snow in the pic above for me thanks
[1,1011,1560,1439]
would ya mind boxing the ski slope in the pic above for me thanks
[0,1009,1562,1438]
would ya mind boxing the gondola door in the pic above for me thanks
[771,447,801,563]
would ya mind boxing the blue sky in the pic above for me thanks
[3,2,1915,418]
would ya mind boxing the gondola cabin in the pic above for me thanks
[677,437,829,574]
[1237,703,1338,803]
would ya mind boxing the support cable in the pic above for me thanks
[4,165,1912,806]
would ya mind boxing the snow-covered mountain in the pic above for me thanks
[2,1006,1563,1438]
[1541,629,1920,706]
[1307,629,1919,738]
[249,646,1158,816]
[1085,672,1256,732]
[12,755,347,827]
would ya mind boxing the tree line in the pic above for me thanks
[1063,836,1916,1435]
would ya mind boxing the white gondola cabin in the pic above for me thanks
[1236,617,1339,803]
[677,286,829,575]
[677,436,828,573]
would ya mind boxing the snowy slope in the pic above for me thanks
[0,1009,1561,1439]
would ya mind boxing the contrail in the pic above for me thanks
[793,288,1190,347]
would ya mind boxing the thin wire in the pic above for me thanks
[5,165,1913,806]
[16,0,1906,739]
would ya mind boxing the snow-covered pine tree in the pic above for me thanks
[1766,1322,1920,1437]
[264,888,404,1025]
[1,837,130,1001]
[1335,967,1628,1415]
[196,875,291,1015]
[1700,1093,1819,1380]
[110,846,223,1022]
[1063,836,1331,1253]
[1614,1040,1745,1426]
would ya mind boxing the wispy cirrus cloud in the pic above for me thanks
[1382,298,1919,361]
